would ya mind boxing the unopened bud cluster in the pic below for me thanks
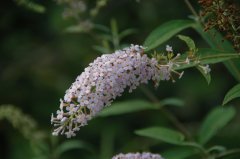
[112,152,164,159]
[51,45,185,138]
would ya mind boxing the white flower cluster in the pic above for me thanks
[51,45,175,138]
[112,152,164,159]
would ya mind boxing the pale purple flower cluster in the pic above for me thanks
[112,152,164,159]
[51,45,173,138]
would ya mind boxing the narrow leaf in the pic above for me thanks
[98,100,158,117]
[135,127,185,145]
[15,0,45,13]
[119,28,137,40]
[99,98,184,117]
[197,66,211,85]
[178,35,196,51]
[174,48,239,70]
[193,23,240,82]
[160,98,185,107]
[65,25,88,33]
[144,20,195,51]
[98,34,112,41]
[100,126,115,159]
[198,107,236,145]
[198,50,239,65]
[54,140,94,156]
[207,145,226,153]
[93,45,110,54]
[223,84,240,105]
[93,24,110,33]
[162,147,197,159]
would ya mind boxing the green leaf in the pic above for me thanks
[93,24,110,33]
[65,25,89,33]
[54,140,94,157]
[98,100,158,117]
[110,19,120,49]
[216,149,240,158]
[15,0,45,13]
[135,127,185,145]
[198,107,236,145]
[197,65,211,85]
[144,20,195,51]
[174,48,239,70]
[198,50,239,65]
[178,35,196,51]
[193,23,240,82]
[162,147,197,159]
[160,98,185,107]
[207,145,226,153]
[98,34,113,42]
[98,98,184,117]
[119,28,137,40]
[93,45,110,54]
[223,84,240,105]
[100,126,115,159]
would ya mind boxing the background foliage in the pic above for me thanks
[0,0,240,159]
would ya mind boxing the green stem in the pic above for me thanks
[184,0,199,18]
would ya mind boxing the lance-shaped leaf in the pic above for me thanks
[98,98,184,117]
[197,65,211,85]
[135,127,185,145]
[119,28,138,40]
[15,0,45,13]
[198,107,236,145]
[160,98,185,107]
[178,35,196,52]
[177,35,211,84]
[173,49,239,70]
[162,147,197,159]
[98,100,157,117]
[144,20,195,51]
[193,23,240,82]
[223,84,240,105]
[54,140,94,157]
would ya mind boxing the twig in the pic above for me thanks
[184,0,199,19]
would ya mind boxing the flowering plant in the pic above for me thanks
[51,44,190,138]
[1,0,240,159]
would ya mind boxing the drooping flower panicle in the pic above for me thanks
[112,152,164,159]
[51,44,185,138]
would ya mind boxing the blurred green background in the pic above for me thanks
[0,0,240,159]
